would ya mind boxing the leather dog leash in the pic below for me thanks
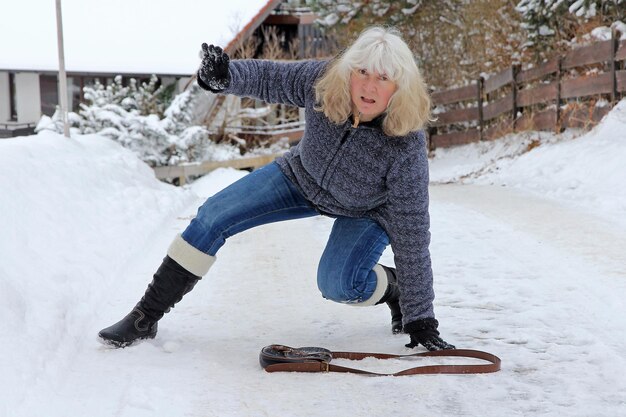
[262,347,501,376]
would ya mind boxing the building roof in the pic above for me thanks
[0,0,280,76]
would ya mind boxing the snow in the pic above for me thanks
[538,25,555,36]
[590,26,613,41]
[615,21,626,40]
[0,0,273,75]
[1,100,626,416]
[431,99,626,229]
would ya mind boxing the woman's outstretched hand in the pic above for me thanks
[197,43,231,93]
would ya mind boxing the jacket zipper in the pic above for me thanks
[320,127,352,189]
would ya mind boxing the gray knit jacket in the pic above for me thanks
[221,59,435,327]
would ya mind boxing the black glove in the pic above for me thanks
[197,43,231,93]
[404,318,456,351]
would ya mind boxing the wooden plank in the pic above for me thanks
[431,84,476,105]
[561,104,612,129]
[560,73,613,99]
[516,58,559,83]
[517,82,558,107]
[430,129,480,148]
[484,67,514,94]
[515,112,534,131]
[269,129,304,144]
[533,109,557,131]
[239,129,304,145]
[483,94,514,121]
[153,154,281,180]
[616,40,626,61]
[561,107,589,129]
[516,109,556,131]
[617,70,626,92]
[153,165,186,180]
[561,40,613,70]
[431,107,479,127]
[483,120,513,141]
[592,106,611,123]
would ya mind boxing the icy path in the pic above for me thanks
[429,185,626,415]
[13,183,626,417]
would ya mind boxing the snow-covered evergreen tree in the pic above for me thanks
[36,75,289,168]
[162,83,212,164]
[36,77,218,166]
[130,75,167,117]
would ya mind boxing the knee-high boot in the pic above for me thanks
[98,235,215,348]
[374,265,403,334]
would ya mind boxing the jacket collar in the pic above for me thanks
[349,113,385,130]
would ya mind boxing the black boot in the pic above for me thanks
[375,265,403,334]
[98,256,201,348]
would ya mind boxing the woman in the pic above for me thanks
[99,26,455,352]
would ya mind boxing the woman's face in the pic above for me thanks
[349,68,397,121]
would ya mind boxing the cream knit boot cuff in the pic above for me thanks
[352,264,389,307]
[167,234,215,277]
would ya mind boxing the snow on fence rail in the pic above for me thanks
[429,30,626,149]
[153,153,282,185]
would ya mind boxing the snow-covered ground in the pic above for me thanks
[430,100,626,229]
[1,100,625,417]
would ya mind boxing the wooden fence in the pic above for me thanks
[152,120,305,184]
[231,120,305,144]
[429,30,626,149]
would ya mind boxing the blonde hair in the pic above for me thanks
[314,26,432,137]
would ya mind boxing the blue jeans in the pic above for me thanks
[181,162,390,304]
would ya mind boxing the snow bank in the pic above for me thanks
[0,131,194,411]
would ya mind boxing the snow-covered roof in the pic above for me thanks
[0,0,278,76]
